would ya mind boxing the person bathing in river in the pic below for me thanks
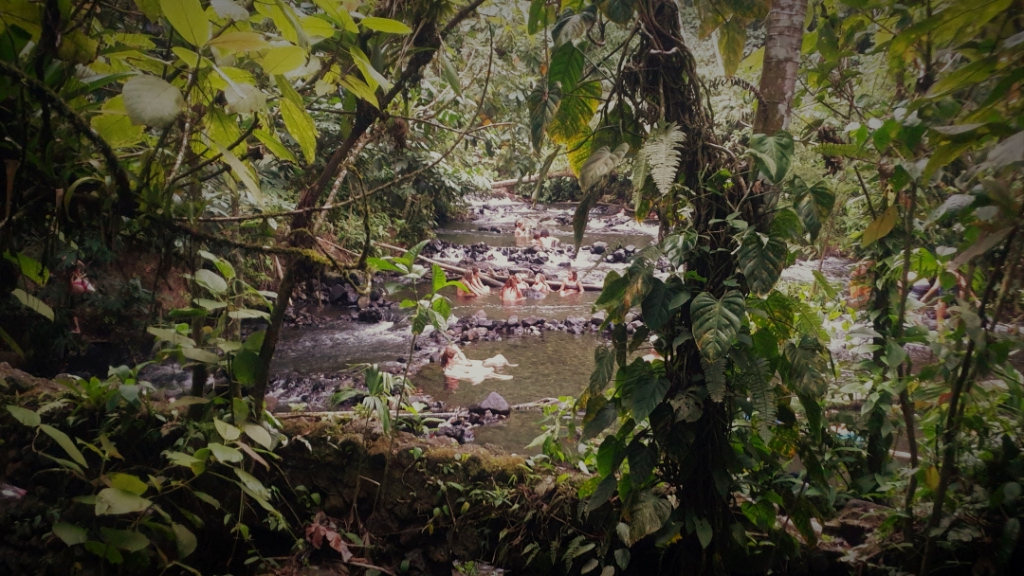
[440,344,516,386]
[539,228,558,250]
[500,275,525,303]
[559,269,584,296]
[514,219,532,239]
[456,267,489,297]
[532,273,551,294]
[469,267,490,295]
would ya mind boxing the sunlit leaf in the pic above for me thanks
[861,205,898,247]
[122,75,184,127]
[40,424,88,468]
[6,405,40,427]
[259,45,306,75]
[159,0,210,47]
[95,488,152,515]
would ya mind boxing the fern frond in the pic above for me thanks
[640,121,685,196]
[701,356,727,403]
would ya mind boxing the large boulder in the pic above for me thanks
[470,392,510,416]
[329,283,357,306]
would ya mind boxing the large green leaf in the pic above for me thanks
[122,75,184,128]
[599,0,636,24]
[260,45,306,75]
[640,278,670,331]
[581,397,617,440]
[6,405,40,427]
[794,179,835,241]
[626,439,657,485]
[626,494,671,544]
[718,17,746,76]
[527,83,561,152]
[596,435,625,477]
[549,80,601,144]
[160,0,210,47]
[861,205,898,247]
[579,143,629,191]
[527,0,555,34]
[40,424,88,468]
[312,0,357,32]
[100,528,150,552]
[232,349,261,385]
[616,359,669,422]
[52,522,88,546]
[690,291,745,362]
[194,268,227,294]
[108,472,148,496]
[280,97,318,164]
[587,473,618,512]
[784,336,828,397]
[551,6,596,46]
[172,523,198,558]
[95,488,152,515]
[748,131,794,184]
[359,16,412,34]
[737,232,787,295]
[548,42,585,91]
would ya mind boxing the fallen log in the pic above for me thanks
[276,399,566,421]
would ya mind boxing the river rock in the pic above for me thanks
[358,308,384,323]
[506,315,519,326]
[591,241,608,254]
[474,309,487,320]
[625,244,636,253]
[329,283,357,305]
[607,249,626,263]
[477,318,494,328]
[471,392,510,415]
[521,316,544,327]
[591,310,607,325]
[566,316,586,327]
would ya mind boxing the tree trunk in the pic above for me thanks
[753,0,808,134]
[249,1,487,416]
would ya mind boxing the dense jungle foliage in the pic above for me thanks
[1,0,1023,575]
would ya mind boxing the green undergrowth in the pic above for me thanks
[0,374,605,576]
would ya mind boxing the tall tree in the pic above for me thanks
[753,0,808,134]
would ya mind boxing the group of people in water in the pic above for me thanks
[514,219,559,250]
[457,267,585,302]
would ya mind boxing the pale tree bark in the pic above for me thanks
[753,0,808,134]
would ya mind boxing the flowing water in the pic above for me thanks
[272,318,412,375]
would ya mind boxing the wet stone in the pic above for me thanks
[357,308,383,323]
[591,241,608,254]
[521,316,544,327]
[506,315,519,326]
[471,391,510,415]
